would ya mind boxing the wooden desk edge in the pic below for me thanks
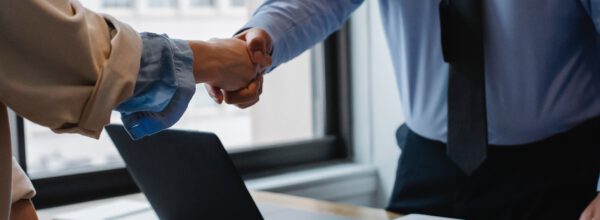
[38,191,401,220]
[251,191,401,220]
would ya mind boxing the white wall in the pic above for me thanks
[350,0,404,208]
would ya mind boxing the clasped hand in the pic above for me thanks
[188,28,272,109]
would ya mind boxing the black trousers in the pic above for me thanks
[387,119,600,220]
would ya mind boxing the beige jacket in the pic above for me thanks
[0,0,143,219]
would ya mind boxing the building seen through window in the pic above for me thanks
[190,0,216,7]
[102,0,133,8]
[148,0,176,7]
[230,0,244,7]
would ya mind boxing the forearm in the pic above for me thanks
[117,35,255,139]
[116,33,196,140]
[241,0,364,70]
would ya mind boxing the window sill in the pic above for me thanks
[246,163,378,206]
[38,163,378,217]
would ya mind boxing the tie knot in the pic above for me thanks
[439,0,484,62]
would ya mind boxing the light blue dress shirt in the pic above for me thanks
[116,33,196,140]
[242,0,600,190]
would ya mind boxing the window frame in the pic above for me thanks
[19,26,353,209]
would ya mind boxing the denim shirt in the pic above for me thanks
[116,33,195,140]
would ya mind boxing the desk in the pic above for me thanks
[253,191,400,220]
[38,191,401,220]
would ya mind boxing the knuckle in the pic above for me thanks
[224,98,236,104]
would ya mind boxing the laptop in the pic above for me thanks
[105,125,263,220]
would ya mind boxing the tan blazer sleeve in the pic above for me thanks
[0,0,143,138]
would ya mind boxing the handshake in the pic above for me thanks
[188,28,272,109]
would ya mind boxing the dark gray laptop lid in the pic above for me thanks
[105,124,263,220]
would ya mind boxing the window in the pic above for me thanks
[148,0,176,7]
[102,0,134,8]
[190,0,216,7]
[19,0,351,208]
[230,0,245,7]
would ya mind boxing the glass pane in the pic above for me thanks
[148,0,176,7]
[25,117,124,177]
[25,0,323,178]
[190,0,216,7]
[230,0,245,7]
[102,0,133,8]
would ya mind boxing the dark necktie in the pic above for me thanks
[439,0,487,175]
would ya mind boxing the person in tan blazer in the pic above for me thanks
[0,0,271,219]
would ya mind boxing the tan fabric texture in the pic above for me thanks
[0,0,143,219]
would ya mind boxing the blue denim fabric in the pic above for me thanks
[116,33,195,140]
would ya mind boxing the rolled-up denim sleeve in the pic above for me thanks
[115,33,196,140]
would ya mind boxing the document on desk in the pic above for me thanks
[258,203,358,220]
[53,200,158,220]
[396,214,461,220]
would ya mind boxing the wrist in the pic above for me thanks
[188,40,220,84]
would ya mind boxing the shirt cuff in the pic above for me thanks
[116,33,182,113]
[11,158,35,203]
[118,34,196,140]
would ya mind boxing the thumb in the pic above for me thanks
[245,29,272,53]
[245,30,273,69]
[251,50,272,73]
